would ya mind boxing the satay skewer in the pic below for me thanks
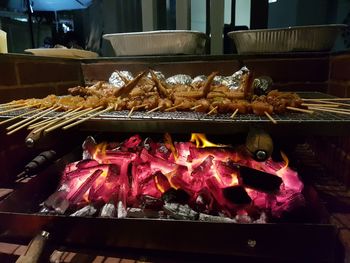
[308,106,350,113]
[230,108,239,118]
[0,101,20,106]
[207,106,218,115]
[62,106,113,130]
[45,106,103,133]
[308,106,350,115]
[286,106,314,114]
[127,107,135,118]
[301,99,350,107]
[28,108,76,130]
[7,106,61,135]
[202,71,218,97]
[303,98,350,101]
[301,103,339,108]
[28,106,84,129]
[0,103,41,115]
[165,103,184,112]
[6,106,54,130]
[0,107,42,125]
[0,102,27,109]
[32,107,91,134]
[146,105,162,114]
[191,105,202,111]
[264,111,277,124]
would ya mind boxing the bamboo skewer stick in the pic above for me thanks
[28,108,75,130]
[0,101,20,106]
[308,106,350,113]
[7,106,61,135]
[134,104,148,110]
[303,98,350,101]
[165,103,184,112]
[0,107,41,125]
[62,106,113,130]
[308,106,350,116]
[301,99,350,107]
[301,103,339,108]
[0,102,27,109]
[264,111,277,124]
[207,106,218,115]
[286,106,314,114]
[147,105,162,114]
[127,107,135,118]
[45,106,103,133]
[6,106,54,130]
[230,108,239,118]
[0,103,41,115]
[32,108,89,134]
[28,106,84,129]
[191,104,202,111]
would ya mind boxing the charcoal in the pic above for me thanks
[70,205,97,217]
[126,207,162,218]
[126,207,144,218]
[117,200,127,218]
[198,213,235,223]
[140,195,164,210]
[163,203,198,220]
[222,186,252,205]
[253,212,268,223]
[161,188,189,204]
[43,190,70,214]
[235,214,253,223]
[238,166,283,193]
[100,202,116,217]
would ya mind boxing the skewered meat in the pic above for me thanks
[251,101,273,116]
[3,68,308,119]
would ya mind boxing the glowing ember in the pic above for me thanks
[43,134,305,222]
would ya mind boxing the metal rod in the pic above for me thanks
[26,0,35,48]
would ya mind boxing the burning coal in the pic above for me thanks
[42,133,304,223]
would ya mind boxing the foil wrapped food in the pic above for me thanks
[106,66,259,93]
[147,71,165,81]
[109,70,134,88]
[166,74,193,85]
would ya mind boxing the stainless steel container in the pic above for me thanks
[228,24,347,54]
[103,30,207,56]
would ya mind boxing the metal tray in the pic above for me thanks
[103,30,207,56]
[228,24,347,54]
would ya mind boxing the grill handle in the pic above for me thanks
[16,231,50,263]
[245,128,273,161]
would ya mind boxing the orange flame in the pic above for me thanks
[92,143,108,163]
[164,133,178,159]
[229,173,239,186]
[154,174,166,193]
[276,151,289,177]
[163,170,179,190]
[190,133,227,148]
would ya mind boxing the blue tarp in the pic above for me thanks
[8,0,92,12]
[31,0,92,11]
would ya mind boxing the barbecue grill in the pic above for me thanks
[0,52,349,262]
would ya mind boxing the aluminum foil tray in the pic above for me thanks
[103,30,207,56]
[228,24,347,54]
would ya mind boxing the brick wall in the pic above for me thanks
[0,54,84,103]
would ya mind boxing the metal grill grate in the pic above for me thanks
[1,92,350,135]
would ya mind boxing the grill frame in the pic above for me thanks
[0,150,337,262]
